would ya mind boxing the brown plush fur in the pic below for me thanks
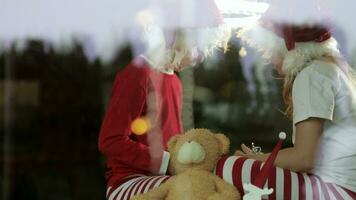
[132,128,240,200]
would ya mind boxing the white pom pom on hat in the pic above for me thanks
[279,132,287,140]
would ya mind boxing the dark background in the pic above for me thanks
[0,36,293,199]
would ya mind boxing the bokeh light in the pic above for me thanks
[131,117,151,135]
[239,46,247,57]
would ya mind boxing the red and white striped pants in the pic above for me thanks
[106,156,356,200]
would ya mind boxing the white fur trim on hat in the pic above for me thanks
[237,23,341,76]
[282,37,340,75]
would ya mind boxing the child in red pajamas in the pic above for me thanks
[98,1,230,199]
[99,55,183,200]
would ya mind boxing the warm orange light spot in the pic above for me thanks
[131,117,151,135]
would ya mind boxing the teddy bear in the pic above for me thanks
[132,128,241,200]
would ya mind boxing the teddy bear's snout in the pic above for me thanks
[177,140,206,164]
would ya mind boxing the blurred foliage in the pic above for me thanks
[1,40,109,200]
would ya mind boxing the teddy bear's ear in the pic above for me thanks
[167,135,180,152]
[215,134,230,155]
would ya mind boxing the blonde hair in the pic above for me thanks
[282,74,296,119]
[282,55,356,119]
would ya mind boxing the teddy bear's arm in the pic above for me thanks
[131,178,173,200]
[208,176,241,200]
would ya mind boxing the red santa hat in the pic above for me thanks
[237,0,341,76]
[156,0,230,55]
[155,0,224,30]
[133,0,230,67]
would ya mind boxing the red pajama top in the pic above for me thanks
[98,57,183,187]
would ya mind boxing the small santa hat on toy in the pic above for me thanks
[253,132,287,188]
[243,132,287,200]
[237,0,341,76]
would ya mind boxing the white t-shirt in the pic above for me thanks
[292,60,356,192]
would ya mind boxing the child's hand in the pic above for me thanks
[234,144,255,158]
[235,143,268,163]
